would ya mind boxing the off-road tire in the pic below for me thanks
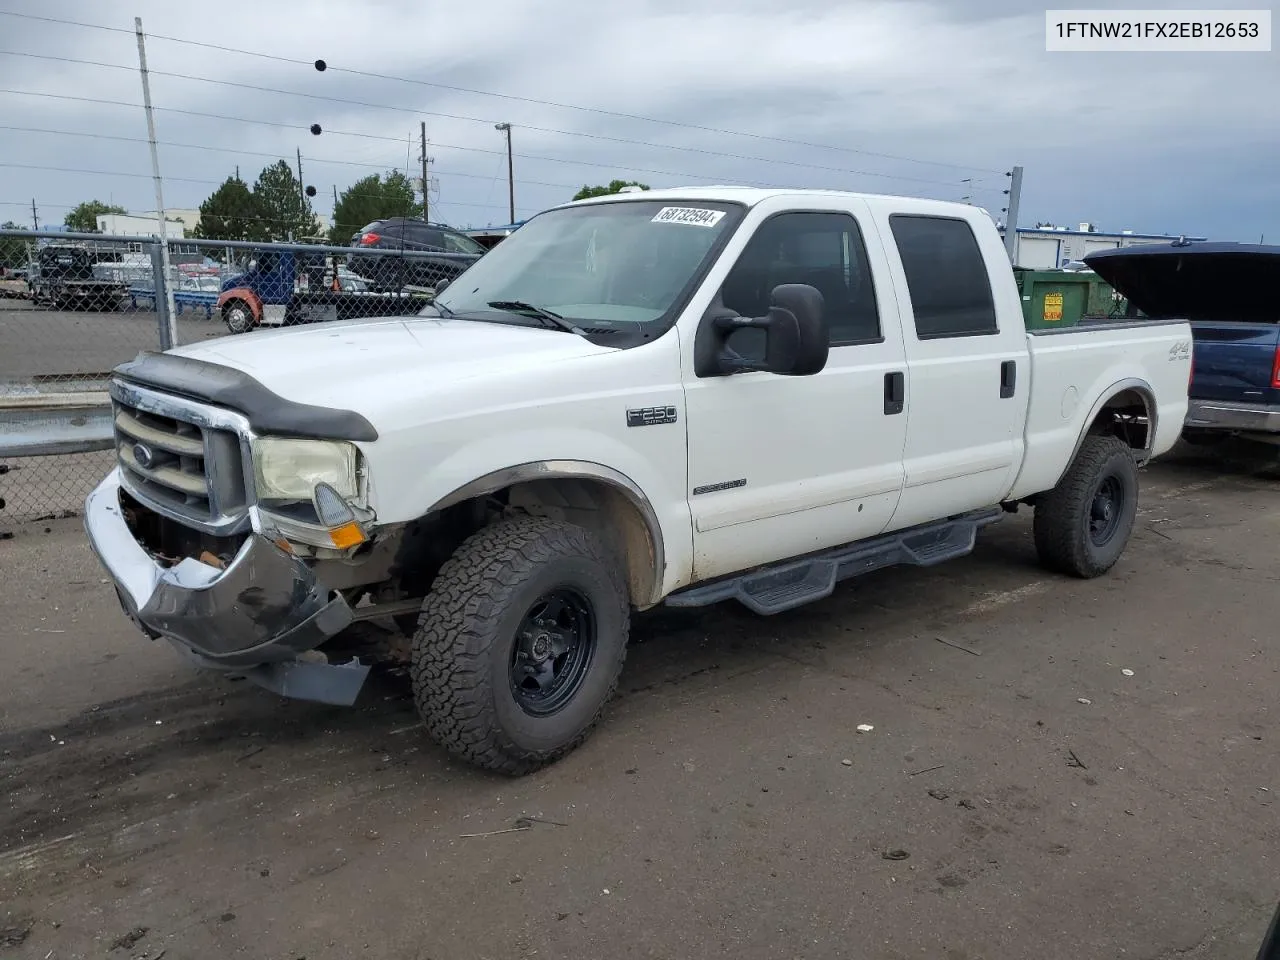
[1033,434,1139,578]
[410,516,630,775]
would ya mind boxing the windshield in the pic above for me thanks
[444,231,486,255]
[432,199,743,335]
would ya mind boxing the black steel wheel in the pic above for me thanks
[410,516,629,775]
[509,588,597,717]
[1088,475,1125,547]
[1034,434,1139,578]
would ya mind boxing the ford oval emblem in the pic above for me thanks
[132,442,156,469]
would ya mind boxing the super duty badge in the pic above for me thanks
[626,405,678,427]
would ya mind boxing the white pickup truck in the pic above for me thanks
[85,188,1191,774]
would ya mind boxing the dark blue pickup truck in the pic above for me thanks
[1086,242,1279,446]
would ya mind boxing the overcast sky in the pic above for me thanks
[0,0,1276,240]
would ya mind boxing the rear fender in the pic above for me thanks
[1070,378,1158,463]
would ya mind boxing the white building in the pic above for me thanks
[1003,222,1208,269]
[97,209,203,237]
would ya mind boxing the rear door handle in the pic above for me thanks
[884,371,905,415]
[1000,360,1017,399]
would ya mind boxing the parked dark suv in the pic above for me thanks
[347,218,485,291]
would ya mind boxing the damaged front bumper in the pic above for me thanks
[84,468,370,705]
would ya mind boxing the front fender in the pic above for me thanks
[216,287,263,322]
[361,423,694,601]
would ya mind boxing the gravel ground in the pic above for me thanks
[0,299,228,383]
[1,443,1278,960]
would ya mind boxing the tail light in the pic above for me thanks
[1271,341,1280,389]
[359,232,380,246]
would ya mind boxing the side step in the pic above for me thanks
[666,507,1004,616]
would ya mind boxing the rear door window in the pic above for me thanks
[889,215,998,339]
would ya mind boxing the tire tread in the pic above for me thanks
[410,515,628,775]
[1033,434,1137,578]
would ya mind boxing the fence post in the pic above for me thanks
[149,241,175,350]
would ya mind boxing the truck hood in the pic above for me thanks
[165,315,617,407]
[1084,242,1277,324]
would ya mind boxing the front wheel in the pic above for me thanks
[410,516,630,775]
[1033,434,1139,578]
[222,298,255,334]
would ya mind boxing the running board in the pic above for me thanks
[666,508,1004,616]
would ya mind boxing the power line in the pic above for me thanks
[1,89,1009,198]
[0,166,517,212]
[0,198,500,231]
[0,9,1003,175]
[0,50,992,190]
[0,124,591,191]
[0,89,732,182]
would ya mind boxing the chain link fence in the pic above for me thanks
[0,226,480,528]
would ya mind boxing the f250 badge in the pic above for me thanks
[627,406,678,427]
[1168,341,1191,361]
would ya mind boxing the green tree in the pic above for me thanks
[0,221,30,270]
[328,171,422,244]
[64,200,127,232]
[571,180,650,201]
[252,160,317,241]
[193,175,267,244]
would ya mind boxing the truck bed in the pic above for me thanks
[1008,318,1192,499]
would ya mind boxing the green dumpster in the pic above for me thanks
[1013,269,1094,330]
[1085,276,1129,318]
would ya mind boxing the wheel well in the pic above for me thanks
[1086,387,1152,454]
[391,477,662,610]
[505,479,660,608]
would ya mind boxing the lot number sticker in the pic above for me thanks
[651,206,725,227]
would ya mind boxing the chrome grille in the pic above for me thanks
[112,391,249,532]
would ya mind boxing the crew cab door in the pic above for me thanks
[872,204,1029,530]
[681,200,909,581]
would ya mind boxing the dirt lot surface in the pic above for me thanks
[2,444,1278,960]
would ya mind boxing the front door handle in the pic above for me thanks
[1000,360,1017,399]
[884,371,905,415]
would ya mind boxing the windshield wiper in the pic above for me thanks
[431,298,455,318]
[487,300,588,336]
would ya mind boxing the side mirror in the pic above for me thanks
[706,283,829,377]
[434,278,451,294]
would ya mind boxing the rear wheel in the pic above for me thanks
[410,516,629,775]
[222,298,255,334]
[1033,434,1139,578]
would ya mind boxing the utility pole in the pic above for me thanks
[134,17,177,348]
[495,122,514,224]
[296,147,306,209]
[1002,164,1024,264]
[30,198,38,230]
[419,122,432,222]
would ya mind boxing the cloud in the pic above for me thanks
[0,0,1274,239]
